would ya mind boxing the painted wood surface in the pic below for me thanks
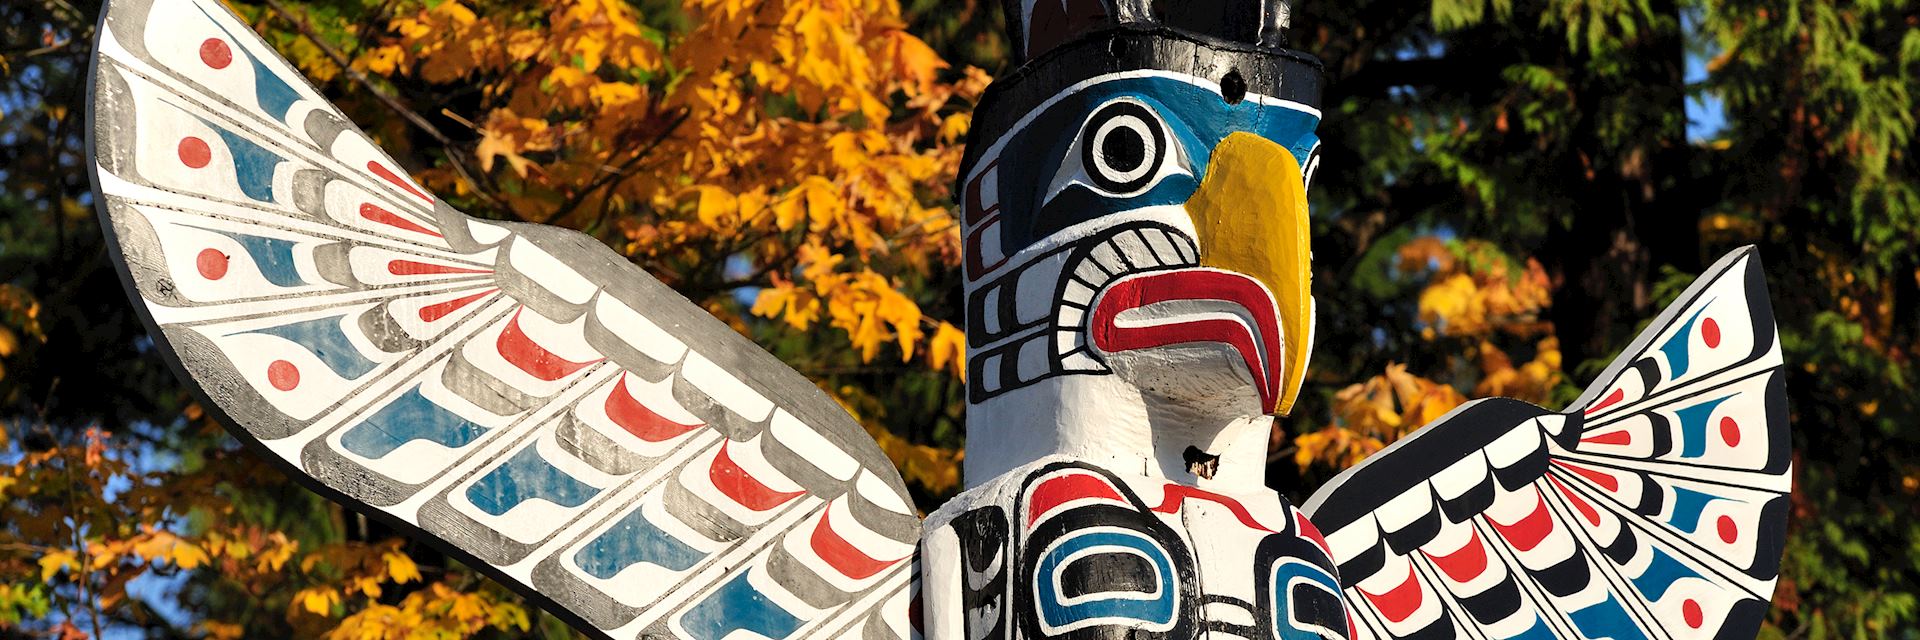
[930,1,1791,639]
[88,0,1792,638]
[87,1,917,637]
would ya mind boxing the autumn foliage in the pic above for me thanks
[1292,238,1567,476]
[4,0,981,636]
[6,0,1920,637]
[326,0,981,375]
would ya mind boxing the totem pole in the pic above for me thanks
[87,0,1793,638]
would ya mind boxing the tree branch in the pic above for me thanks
[541,108,692,226]
[259,0,504,208]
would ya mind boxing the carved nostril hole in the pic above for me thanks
[1108,34,1130,58]
[1221,69,1247,105]
[1183,446,1222,479]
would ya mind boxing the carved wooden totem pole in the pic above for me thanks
[87,0,1794,638]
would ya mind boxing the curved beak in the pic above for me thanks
[1183,132,1315,416]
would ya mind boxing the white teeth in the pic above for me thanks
[1107,231,1157,268]
[1073,260,1109,287]
[1138,226,1198,264]
[1054,330,1081,354]
[1089,242,1127,274]
[1063,280,1097,305]
[1139,228,1185,266]
[1057,305,1085,330]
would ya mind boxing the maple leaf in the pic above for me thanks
[928,322,966,379]
[382,551,421,584]
[294,587,341,617]
[37,550,76,581]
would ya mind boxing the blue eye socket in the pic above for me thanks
[1051,98,1188,201]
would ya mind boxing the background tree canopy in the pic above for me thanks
[2,0,1916,637]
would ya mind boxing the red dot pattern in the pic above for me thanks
[1682,599,1704,628]
[178,137,212,168]
[1702,317,1721,348]
[199,38,232,69]
[267,360,301,391]
[1717,515,1738,544]
[1720,416,1741,447]
[196,248,229,280]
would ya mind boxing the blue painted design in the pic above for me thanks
[678,572,803,640]
[1269,558,1343,639]
[465,445,600,516]
[575,506,705,578]
[1673,395,1734,458]
[1504,617,1556,640]
[1565,595,1650,640]
[243,56,302,119]
[195,4,302,119]
[186,225,305,286]
[194,119,287,203]
[1630,548,1702,601]
[243,315,376,379]
[1658,305,1712,379]
[1034,530,1177,630]
[1667,486,1731,534]
[990,76,1322,254]
[339,387,487,458]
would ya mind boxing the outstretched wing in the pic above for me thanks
[85,1,920,638]
[1301,248,1788,640]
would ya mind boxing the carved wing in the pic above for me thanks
[1301,248,1789,640]
[85,1,919,638]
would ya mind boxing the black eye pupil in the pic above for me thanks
[1102,126,1147,173]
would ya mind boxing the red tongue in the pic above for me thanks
[1088,269,1283,410]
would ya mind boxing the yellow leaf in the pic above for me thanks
[171,541,210,569]
[39,550,78,581]
[295,587,339,616]
[475,127,530,177]
[383,550,422,584]
[751,283,820,330]
[773,192,807,232]
[434,1,476,25]
[589,81,641,108]
[939,113,971,144]
[686,185,738,228]
[928,322,966,379]
[360,45,406,75]
[575,33,608,72]
[886,31,947,93]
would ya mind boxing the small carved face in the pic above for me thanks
[960,30,1324,422]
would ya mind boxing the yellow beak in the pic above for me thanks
[1183,132,1315,416]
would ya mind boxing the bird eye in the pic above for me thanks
[1079,100,1168,195]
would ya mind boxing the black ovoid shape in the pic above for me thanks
[1221,69,1247,105]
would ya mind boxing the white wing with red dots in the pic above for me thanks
[85,1,920,638]
[1301,248,1790,640]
